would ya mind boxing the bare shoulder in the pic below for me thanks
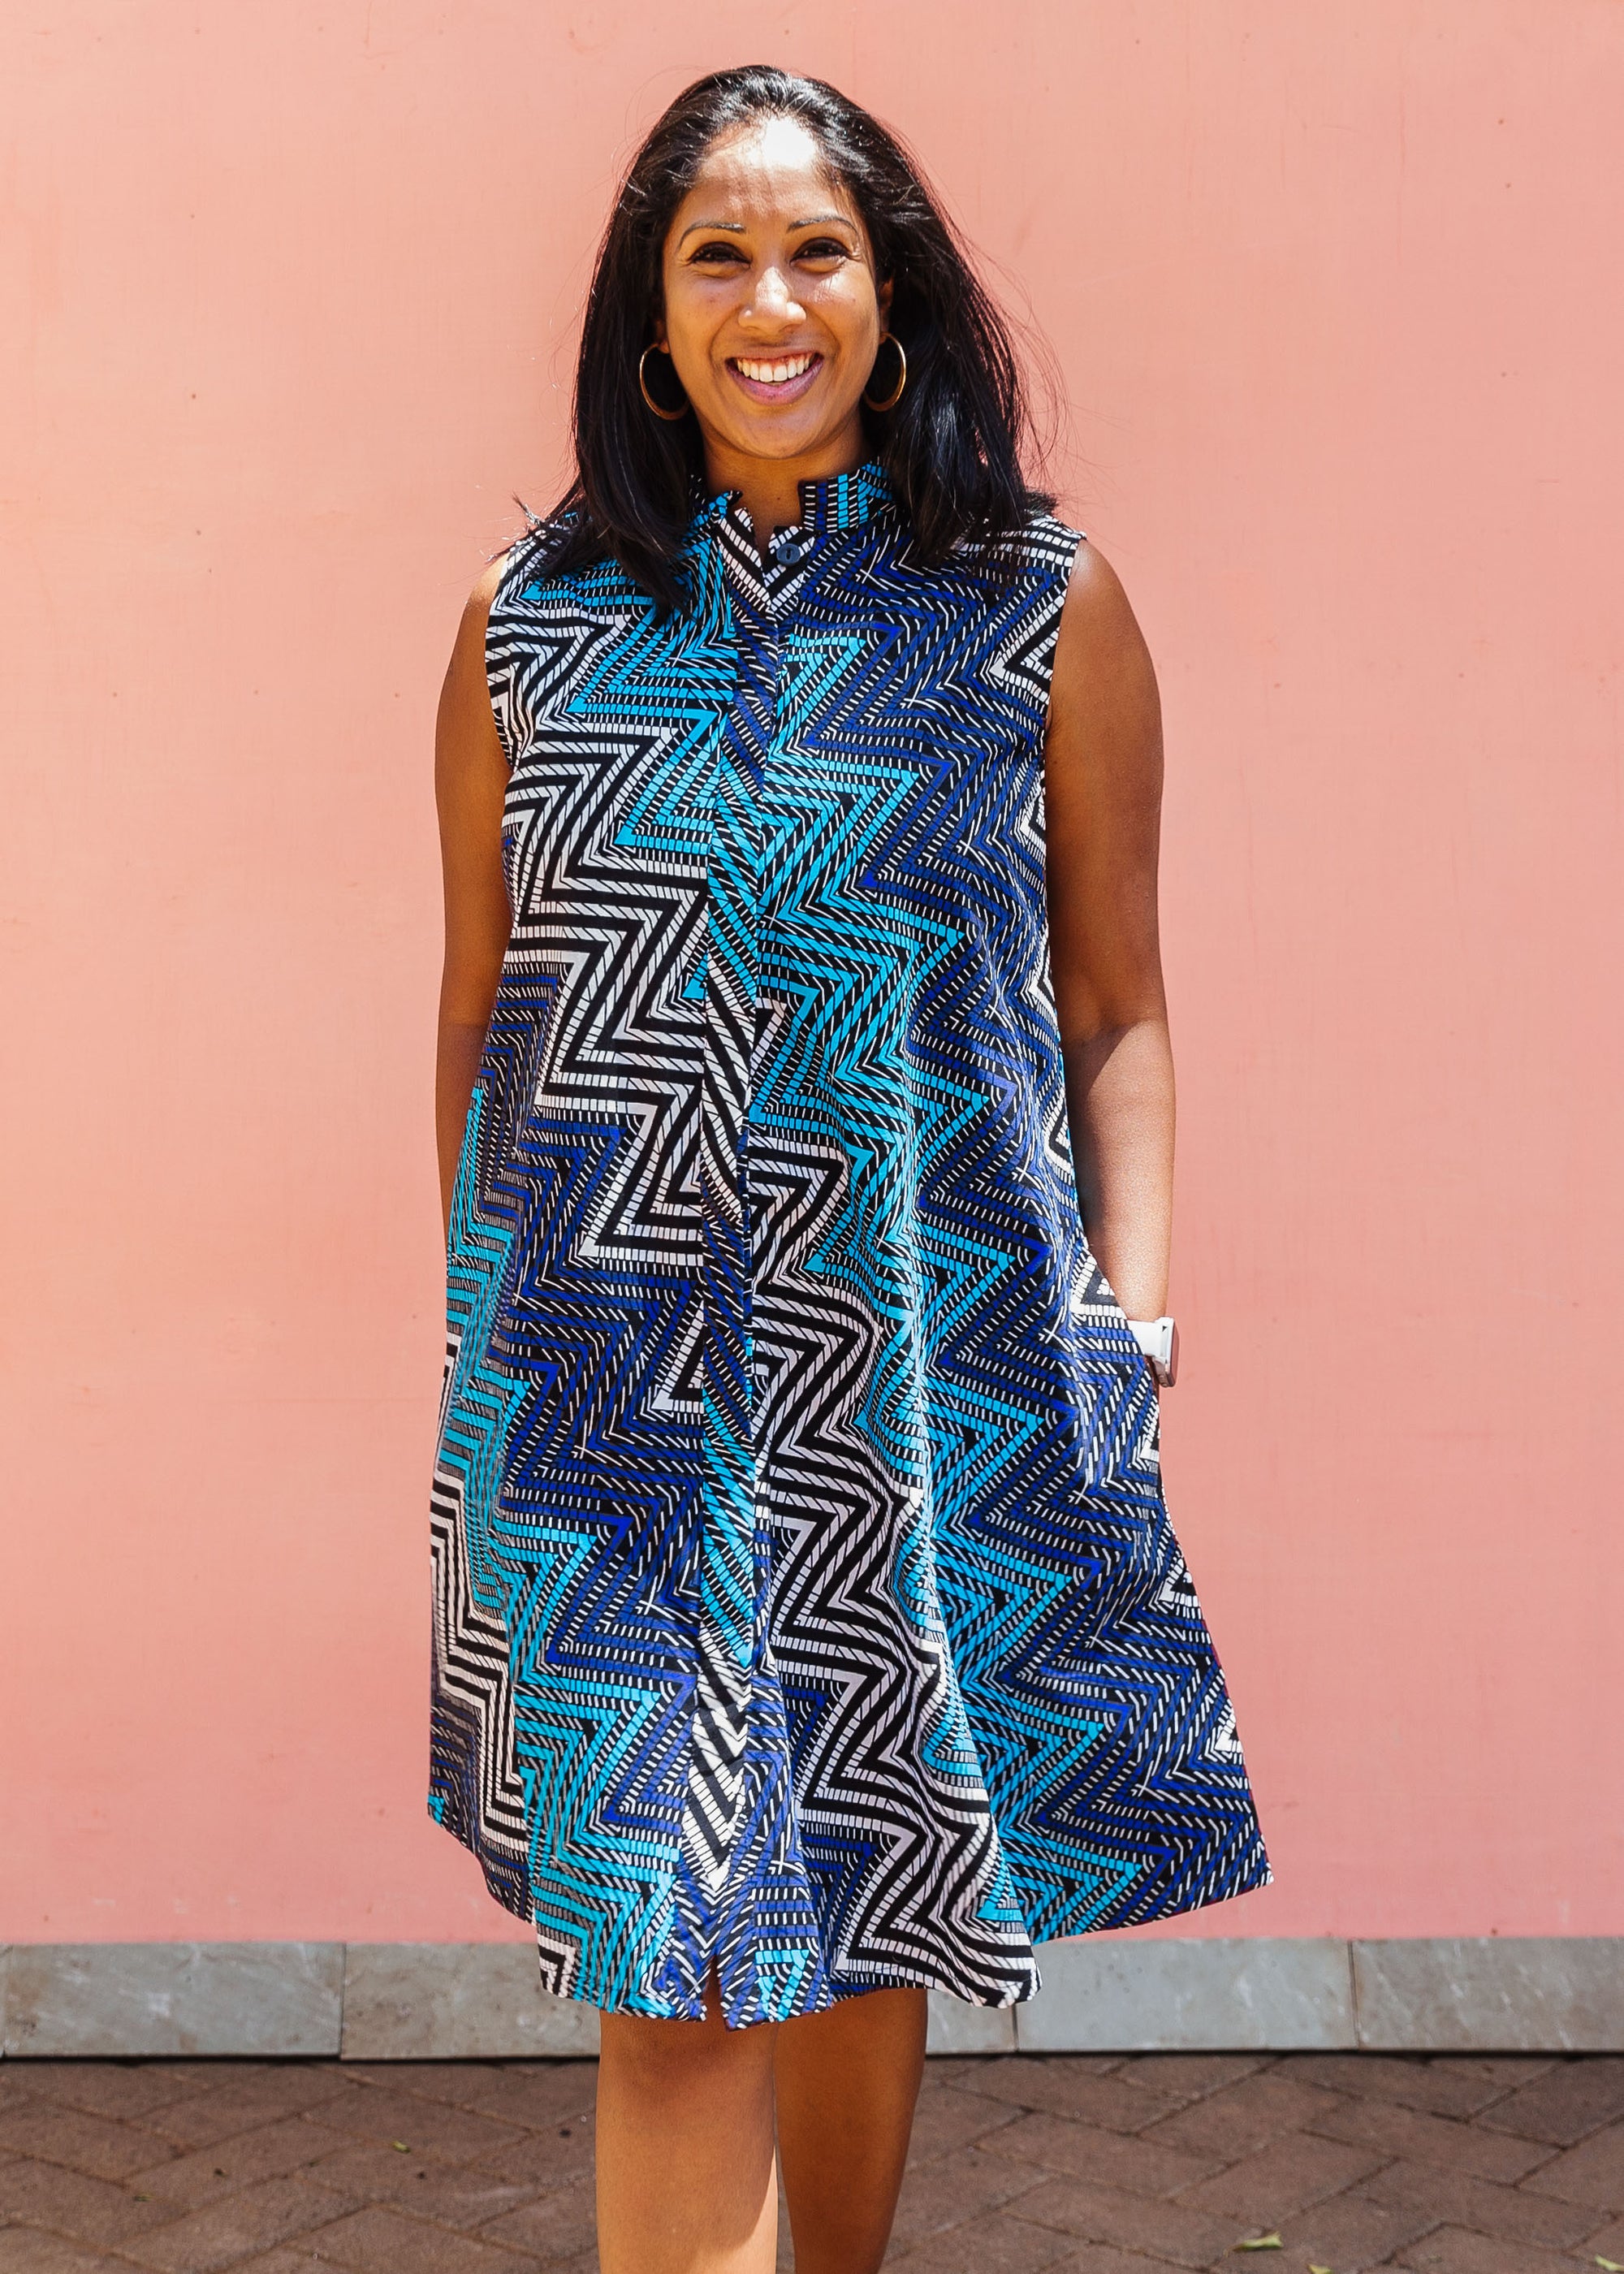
[1043,534,1164,851]
[451,551,513,668]
[437,551,516,788]
[1049,537,1161,736]
[469,551,510,617]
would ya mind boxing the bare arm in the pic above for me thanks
[434,561,512,1243]
[1043,539,1173,1324]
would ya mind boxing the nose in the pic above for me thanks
[741,263,806,335]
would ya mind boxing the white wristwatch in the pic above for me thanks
[1126,1316,1178,1387]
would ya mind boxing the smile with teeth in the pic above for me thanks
[732,352,821,386]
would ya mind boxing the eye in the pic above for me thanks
[688,239,748,266]
[796,236,855,264]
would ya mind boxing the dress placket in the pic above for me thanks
[678,529,770,1918]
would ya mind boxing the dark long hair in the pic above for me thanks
[537,65,1055,612]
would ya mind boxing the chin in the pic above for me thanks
[747,426,824,456]
[738,405,849,451]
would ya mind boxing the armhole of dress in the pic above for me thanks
[483,530,550,776]
[1034,520,1089,746]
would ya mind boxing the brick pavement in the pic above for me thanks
[2,2051,1624,2272]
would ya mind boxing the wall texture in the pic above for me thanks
[2,2,1620,1956]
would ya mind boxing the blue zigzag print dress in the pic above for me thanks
[428,458,1271,2025]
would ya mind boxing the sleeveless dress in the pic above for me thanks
[428,459,1271,2026]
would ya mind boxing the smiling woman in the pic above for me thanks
[532,66,1047,609]
[428,61,1268,2274]
[652,118,893,486]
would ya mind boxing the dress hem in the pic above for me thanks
[426,1791,1275,2026]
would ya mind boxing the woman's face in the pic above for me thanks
[657,115,891,477]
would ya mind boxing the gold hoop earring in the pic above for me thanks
[862,334,907,413]
[638,343,689,422]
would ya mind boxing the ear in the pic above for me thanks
[877,275,894,328]
[651,311,668,348]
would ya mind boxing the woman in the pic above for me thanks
[430,64,1269,2274]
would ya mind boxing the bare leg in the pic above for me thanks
[774,1985,928,2274]
[595,1984,779,2274]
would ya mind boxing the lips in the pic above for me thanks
[727,351,823,404]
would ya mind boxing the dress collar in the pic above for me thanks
[691,456,895,543]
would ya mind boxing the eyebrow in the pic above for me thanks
[676,212,857,244]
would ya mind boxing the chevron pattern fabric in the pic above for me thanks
[428,458,1271,2026]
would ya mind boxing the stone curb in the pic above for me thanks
[2,1938,1619,2058]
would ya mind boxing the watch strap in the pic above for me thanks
[1126,1315,1178,1386]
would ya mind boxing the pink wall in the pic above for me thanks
[3,2,1621,1947]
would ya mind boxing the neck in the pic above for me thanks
[702,417,869,551]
